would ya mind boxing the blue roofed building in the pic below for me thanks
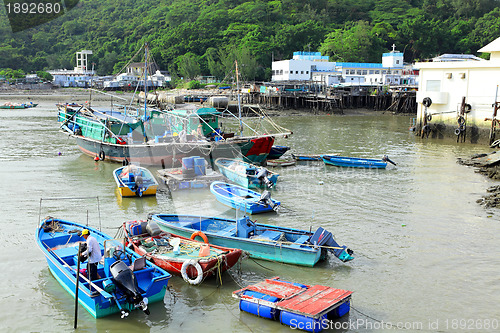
[271,45,418,87]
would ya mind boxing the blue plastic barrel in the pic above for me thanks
[182,157,194,171]
[329,300,350,318]
[239,290,279,319]
[194,158,206,176]
[280,311,328,332]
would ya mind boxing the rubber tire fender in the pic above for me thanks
[422,97,432,107]
[99,150,105,161]
[490,139,500,148]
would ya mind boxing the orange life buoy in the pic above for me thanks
[190,231,209,244]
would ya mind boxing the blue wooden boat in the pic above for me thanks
[267,145,290,160]
[215,158,279,189]
[113,165,158,197]
[210,181,280,214]
[321,154,396,169]
[151,214,354,267]
[36,217,171,318]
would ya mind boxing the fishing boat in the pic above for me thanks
[113,165,158,197]
[291,154,323,161]
[267,145,290,160]
[157,166,225,191]
[122,220,242,285]
[266,158,296,167]
[36,217,171,318]
[215,158,279,189]
[151,214,354,267]
[210,181,280,214]
[0,102,37,109]
[233,277,352,333]
[56,47,290,166]
[321,154,396,169]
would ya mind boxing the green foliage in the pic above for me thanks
[177,52,201,80]
[0,0,499,80]
[36,71,53,81]
[320,21,382,62]
[187,80,201,89]
[0,68,25,79]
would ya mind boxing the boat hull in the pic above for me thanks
[215,158,279,189]
[113,166,158,197]
[152,215,324,267]
[267,145,289,160]
[37,218,170,318]
[322,155,387,169]
[210,182,279,214]
[129,241,241,280]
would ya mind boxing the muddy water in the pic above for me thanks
[1,98,499,332]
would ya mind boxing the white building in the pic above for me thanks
[103,70,169,89]
[271,46,418,87]
[49,50,95,87]
[415,37,500,141]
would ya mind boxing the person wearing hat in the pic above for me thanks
[81,229,102,281]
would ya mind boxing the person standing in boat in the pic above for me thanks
[81,229,102,281]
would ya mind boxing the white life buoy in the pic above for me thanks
[180,259,203,285]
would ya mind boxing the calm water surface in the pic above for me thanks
[1,99,499,332]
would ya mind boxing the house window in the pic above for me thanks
[356,70,361,75]
[306,71,309,74]
[375,70,380,74]
[396,60,400,64]
[301,71,304,74]
[382,71,386,74]
[362,70,367,75]
[369,70,374,74]
[350,70,355,74]
[426,80,441,92]
[296,71,299,74]
[285,71,288,74]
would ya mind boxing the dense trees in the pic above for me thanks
[0,0,499,81]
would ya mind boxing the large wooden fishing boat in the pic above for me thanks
[56,48,289,166]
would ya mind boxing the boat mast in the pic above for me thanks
[89,62,95,108]
[235,60,243,136]
[144,43,148,116]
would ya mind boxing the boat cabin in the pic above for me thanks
[167,106,222,138]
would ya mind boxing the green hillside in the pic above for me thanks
[1,0,500,81]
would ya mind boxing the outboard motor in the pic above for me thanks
[133,175,144,197]
[382,155,397,166]
[78,242,88,262]
[109,260,149,317]
[258,190,278,211]
[310,227,354,262]
[256,167,274,188]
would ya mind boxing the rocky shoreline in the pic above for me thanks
[458,152,500,208]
